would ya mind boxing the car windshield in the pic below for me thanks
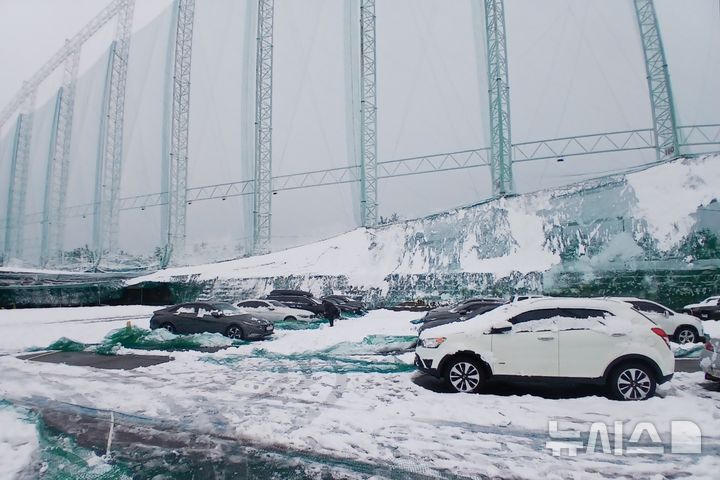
[212,303,241,313]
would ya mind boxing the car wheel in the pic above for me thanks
[225,325,245,340]
[284,316,296,322]
[161,323,176,334]
[675,326,698,344]
[609,363,657,401]
[444,356,486,394]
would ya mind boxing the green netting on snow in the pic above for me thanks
[205,347,415,375]
[274,319,327,330]
[93,326,246,355]
[322,335,418,356]
[31,326,246,355]
[27,337,88,353]
[3,399,463,480]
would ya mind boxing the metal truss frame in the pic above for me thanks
[252,0,275,255]
[633,0,680,160]
[93,0,135,262]
[484,0,513,196]
[163,0,196,267]
[41,48,80,266]
[359,0,378,227]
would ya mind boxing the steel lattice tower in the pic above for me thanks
[41,48,80,266]
[359,0,378,227]
[93,0,135,264]
[484,0,513,196]
[162,0,196,267]
[4,88,37,261]
[633,0,679,161]
[253,0,275,255]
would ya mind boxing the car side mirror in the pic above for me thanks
[211,311,222,318]
[490,325,512,334]
[663,311,670,318]
[268,306,275,311]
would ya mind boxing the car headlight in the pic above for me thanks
[420,337,446,349]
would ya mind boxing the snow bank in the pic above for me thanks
[628,155,720,250]
[127,155,720,292]
[0,305,156,353]
[0,406,38,480]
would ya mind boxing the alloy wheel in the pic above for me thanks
[226,326,244,340]
[449,361,481,393]
[677,328,696,344]
[617,368,652,400]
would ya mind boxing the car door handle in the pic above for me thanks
[611,333,626,337]
[537,336,555,341]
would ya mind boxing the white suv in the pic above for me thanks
[609,297,705,344]
[415,297,674,400]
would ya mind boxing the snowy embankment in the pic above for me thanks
[0,406,39,479]
[1,307,720,478]
[126,155,720,295]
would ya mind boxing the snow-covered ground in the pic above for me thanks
[0,405,38,480]
[0,305,157,353]
[1,306,720,479]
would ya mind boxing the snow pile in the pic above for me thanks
[0,405,38,480]
[628,156,720,250]
[127,155,720,292]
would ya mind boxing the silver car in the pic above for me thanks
[700,338,720,381]
[237,299,317,322]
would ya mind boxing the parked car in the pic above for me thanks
[511,294,546,303]
[268,289,314,298]
[321,295,366,314]
[421,297,506,322]
[386,300,436,312]
[150,302,274,340]
[418,304,502,334]
[700,338,720,382]
[264,292,325,315]
[683,296,720,320]
[610,297,705,344]
[237,299,316,322]
[415,297,674,400]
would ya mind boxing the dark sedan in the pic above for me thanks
[150,302,274,340]
[264,293,326,315]
[322,295,366,314]
[421,297,506,322]
[417,304,502,334]
[683,296,720,320]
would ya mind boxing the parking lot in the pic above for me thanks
[1,304,720,479]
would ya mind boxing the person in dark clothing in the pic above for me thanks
[322,299,341,327]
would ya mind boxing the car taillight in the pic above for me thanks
[705,341,715,352]
[651,327,671,349]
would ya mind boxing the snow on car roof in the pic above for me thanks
[419,297,638,338]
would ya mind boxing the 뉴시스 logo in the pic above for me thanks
[546,420,702,456]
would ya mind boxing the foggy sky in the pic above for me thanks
[1,0,719,265]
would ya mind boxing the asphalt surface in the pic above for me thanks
[18,351,172,370]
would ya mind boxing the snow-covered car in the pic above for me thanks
[415,297,674,400]
[610,297,705,344]
[150,302,274,340]
[237,299,316,322]
[421,297,505,322]
[511,294,546,303]
[700,339,720,381]
[683,296,720,320]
